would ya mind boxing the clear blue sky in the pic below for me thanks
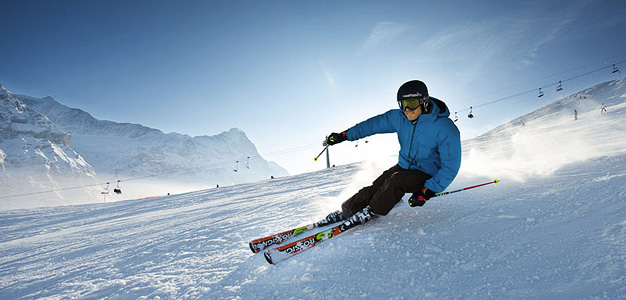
[1,0,625,175]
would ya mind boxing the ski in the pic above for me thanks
[248,210,344,253]
[263,206,379,265]
[249,223,316,253]
[263,207,375,265]
[263,222,354,265]
[260,180,500,264]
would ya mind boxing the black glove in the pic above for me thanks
[326,131,347,145]
[408,188,436,207]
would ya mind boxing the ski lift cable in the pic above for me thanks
[3,58,625,200]
[455,58,626,112]
[461,52,626,104]
[0,182,109,200]
[113,143,320,184]
[559,60,625,84]
[0,143,322,200]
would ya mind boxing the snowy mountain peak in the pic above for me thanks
[16,94,164,139]
[0,83,98,209]
[0,83,25,113]
[3,89,288,208]
[0,83,68,145]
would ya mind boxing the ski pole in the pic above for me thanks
[314,144,329,161]
[434,179,499,197]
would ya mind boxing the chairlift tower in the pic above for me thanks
[326,146,330,169]
[101,182,110,202]
[315,141,332,168]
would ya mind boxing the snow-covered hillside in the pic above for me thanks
[461,78,626,182]
[1,84,289,210]
[16,93,289,192]
[0,79,625,299]
[0,84,99,209]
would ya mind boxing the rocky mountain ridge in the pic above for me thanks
[1,83,288,210]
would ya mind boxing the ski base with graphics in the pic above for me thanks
[263,207,375,265]
[264,223,348,264]
[248,210,344,253]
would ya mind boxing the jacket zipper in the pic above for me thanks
[407,121,417,168]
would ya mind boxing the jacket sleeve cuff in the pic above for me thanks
[424,180,441,194]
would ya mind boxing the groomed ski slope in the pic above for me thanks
[1,79,625,299]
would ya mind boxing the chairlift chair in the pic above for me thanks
[556,81,563,92]
[113,180,122,194]
[234,160,239,172]
[613,64,621,74]
[538,88,544,98]
[101,182,110,195]
[468,107,474,119]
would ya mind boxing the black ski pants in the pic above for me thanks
[341,164,431,217]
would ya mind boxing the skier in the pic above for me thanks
[322,80,462,229]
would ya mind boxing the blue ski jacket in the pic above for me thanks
[345,97,461,193]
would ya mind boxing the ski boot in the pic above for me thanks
[339,206,378,231]
[315,210,345,227]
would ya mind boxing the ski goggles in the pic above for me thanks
[398,97,427,111]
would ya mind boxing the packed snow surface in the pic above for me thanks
[1,79,625,299]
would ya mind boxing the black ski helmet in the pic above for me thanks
[397,80,430,113]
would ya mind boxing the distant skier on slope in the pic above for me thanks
[322,80,462,229]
